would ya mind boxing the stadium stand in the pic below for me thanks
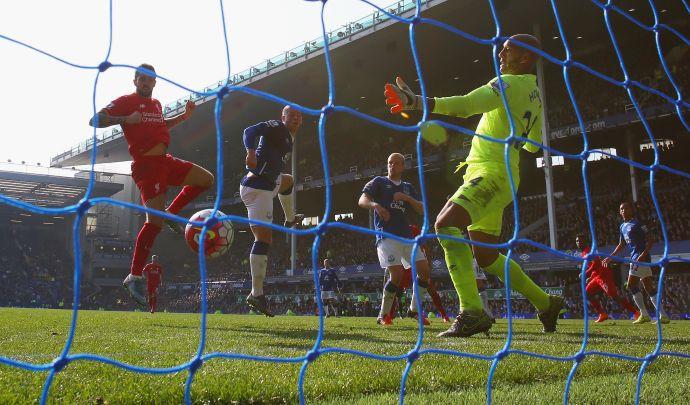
[5,0,689,328]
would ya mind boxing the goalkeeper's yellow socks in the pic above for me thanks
[483,254,550,312]
[437,227,483,312]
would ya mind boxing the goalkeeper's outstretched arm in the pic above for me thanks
[384,34,541,119]
[384,76,501,118]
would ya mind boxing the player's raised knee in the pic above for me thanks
[201,170,215,189]
[434,217,444,233]
[434,210,452,232]
[280,173,294,189]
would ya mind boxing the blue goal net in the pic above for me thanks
[0,0,688,404]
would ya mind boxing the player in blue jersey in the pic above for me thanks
[240,105,304,317]
[603,202,670,324]
[318,259,341,317]
[358,153,431,326]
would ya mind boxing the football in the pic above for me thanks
[184,209,234,258]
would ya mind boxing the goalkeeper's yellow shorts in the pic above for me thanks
[450,163,519,236]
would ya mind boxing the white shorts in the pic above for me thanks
[321,290,337,301]
[629,263,652,278]
[377,238,427,269]
[239,176,281,223]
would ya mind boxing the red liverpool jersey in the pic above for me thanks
[581,247,611,279]
[104,93,169,160]
[143,263,163,287]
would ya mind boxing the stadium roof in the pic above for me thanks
[0,164,123,209]
[50,0,688,174]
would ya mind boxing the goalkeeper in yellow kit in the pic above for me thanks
[384,34,565,337]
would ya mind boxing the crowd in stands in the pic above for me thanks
[502,143,690,253]
[0,227,73,308]
[150,215,380,284]
[285,42,689,185]
[180,144,688,277]
[4,136,689,317]
[196,40,686,200]
[111,269,689,321]
[544,44,689,129]
[11,169,685,319]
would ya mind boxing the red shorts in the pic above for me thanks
[586,275,619,298]
[400,268,412,290]
[147,285,159,295]
[131,154,193,203]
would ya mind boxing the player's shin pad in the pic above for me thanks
[380,281,399,318]
[278,184,295,222]
[250,241,269,296]
[409,277,428,312]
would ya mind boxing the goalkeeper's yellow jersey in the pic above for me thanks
[432,74,543,175]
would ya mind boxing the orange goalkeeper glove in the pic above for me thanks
[384,76,422,114]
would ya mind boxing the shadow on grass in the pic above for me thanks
[151,322,407,346]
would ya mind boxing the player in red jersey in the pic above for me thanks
[387,224,451,324]
[576,234,638,323]
[143,255,164,314]
[90,64,214,306]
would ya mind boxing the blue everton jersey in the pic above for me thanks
[319,267,339,291]
[240,119,293,191]
[362,176,418,241]
[620,219,649,260]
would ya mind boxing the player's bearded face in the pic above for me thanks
[134,74,156,97]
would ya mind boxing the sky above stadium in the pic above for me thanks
[0,0,392,172]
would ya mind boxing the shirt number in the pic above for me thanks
[514,110,538,150]
[469,177,483,187]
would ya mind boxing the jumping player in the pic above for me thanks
[603,202,670,324]
[384,34,565,337]
[576,233,639,323]
[318,259,341,318]
[240,105,304,317]
[90,64,214,306]
[143,255,163,314]
[359,153,431,326]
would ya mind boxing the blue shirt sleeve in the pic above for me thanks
[362,177,379,198]
[243,122,268,150]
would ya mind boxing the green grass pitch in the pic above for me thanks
[0,308,688,404]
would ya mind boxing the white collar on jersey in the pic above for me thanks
[387,177,402,186]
